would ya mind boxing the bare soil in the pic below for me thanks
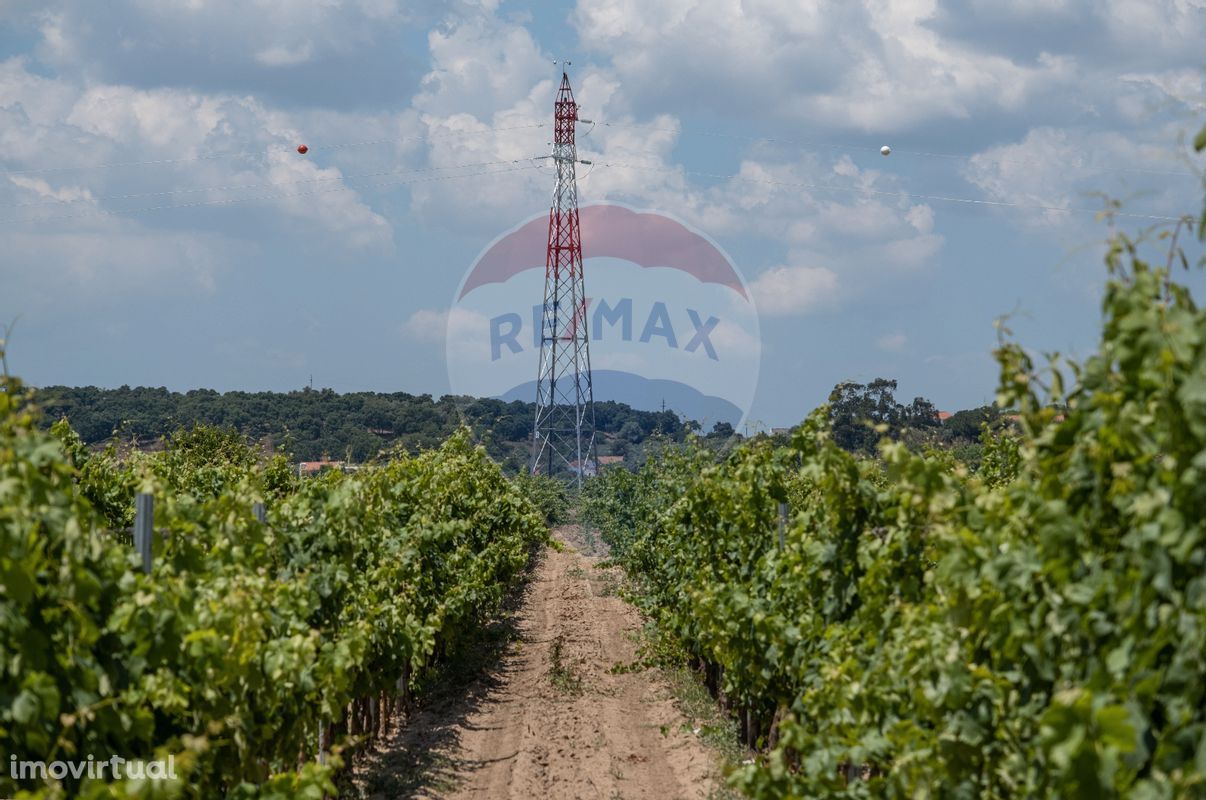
[355,524,720,799]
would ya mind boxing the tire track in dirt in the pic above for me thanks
[357,525,719,799]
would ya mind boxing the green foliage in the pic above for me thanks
[827,378,941,453]
[512,472,569,526]
[977,424,1021,488]
[586,210,1206,798]
[1,359,546,800]
[943,404,1003,440]
[151,424,259,499]
[50,419,138,529]
[31,387,689,466]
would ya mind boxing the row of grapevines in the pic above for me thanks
[1,377,546,799]
[585,213,1205,797]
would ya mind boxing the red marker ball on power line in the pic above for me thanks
[297,144,309,155]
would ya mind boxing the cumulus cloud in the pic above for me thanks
[564,0,1202,250]
[397,12,561,231]
[297,1,958,288]
[749,265,840,316]
[572,0,1076,132]
[0,55,398,312]
[669,154,948,286]
[415,16,550,119]
[574,0,1205,136]
[1,58,395,238]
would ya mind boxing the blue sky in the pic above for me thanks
[1,0,1204,427]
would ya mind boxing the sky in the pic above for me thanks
[1,0,1204,428]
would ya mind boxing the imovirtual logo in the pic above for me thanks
[447,204,761,429]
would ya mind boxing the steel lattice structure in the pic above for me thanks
[531,70,596,484]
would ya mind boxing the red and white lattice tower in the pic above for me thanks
[531,68,596,484]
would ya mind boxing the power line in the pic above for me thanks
[5,116,1191,224]
[0,162,542,225]
[0,122,547,178]
[594,119,1199,179]
[592,158,1189,222]
[2,157,540,209]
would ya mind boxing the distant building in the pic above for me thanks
[298,457,345,476]
[937,411,953,422]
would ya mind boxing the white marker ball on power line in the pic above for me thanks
[880,145,891,156]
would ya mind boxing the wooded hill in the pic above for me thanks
[32,385,689,471]
[32,380,999,473]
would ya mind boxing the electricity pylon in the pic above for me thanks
[531,68,596,486]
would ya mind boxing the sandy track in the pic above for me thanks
[357,525,718,800]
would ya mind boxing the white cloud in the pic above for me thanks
[1097,0,1206,58]
[906,204,935,234]
[0,55,399,314]
[868,233,944,270]
[415,16,550,119]
[665,155,949,285]
[565,0,1203,254]
[960,125,1197,228]
[258,148,391,249]
[749,265,839,316]
[1,57,395,239]
[399,13,559,231]
[402,307,489,358]
[9,175,95,205]
[1117,69,1206,117]
[385,3,957,284]
[708,319,761,357]
[573,0,1205,137]
[37,12,77,63]
[402,308,448,342]
[65,84,226,151]
[573,0,1076,132]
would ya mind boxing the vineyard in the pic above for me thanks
[4,201,1205,798]
[0,372,546,798]
[583,222,1206,797]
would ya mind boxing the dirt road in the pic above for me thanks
[357,525,720,799]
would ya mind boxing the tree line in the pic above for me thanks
[31,385,689,470]
[32,381,1001,472]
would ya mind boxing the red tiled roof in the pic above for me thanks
[299,458,344,475]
